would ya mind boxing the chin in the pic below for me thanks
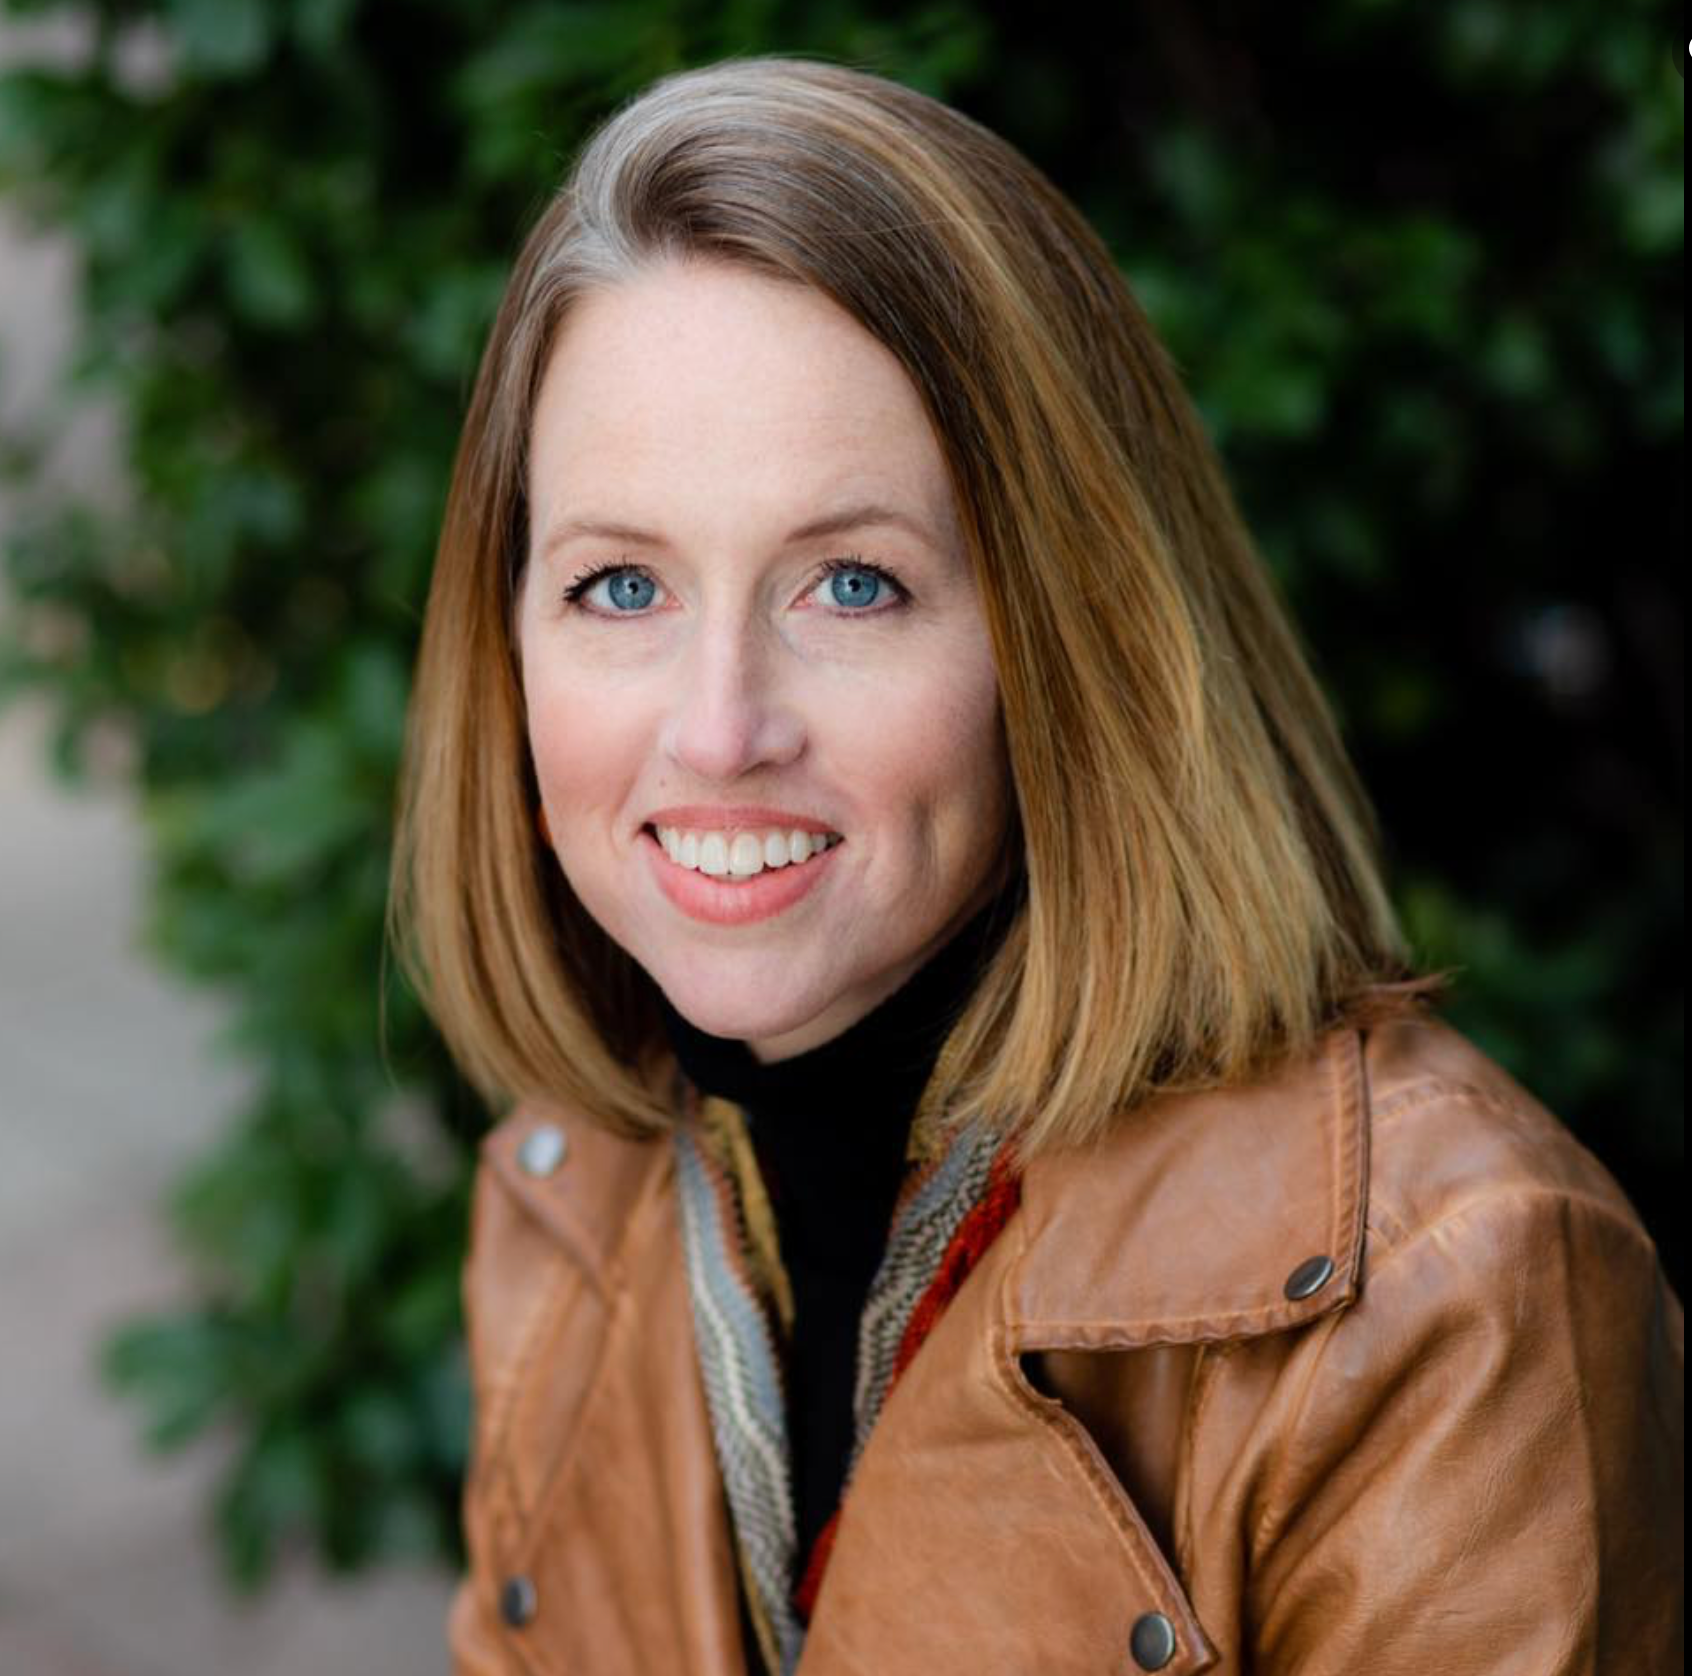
[675,992,813,1043]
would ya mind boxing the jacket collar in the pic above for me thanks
[487,1022,1368,1348]
[1008,1022,1368,1347]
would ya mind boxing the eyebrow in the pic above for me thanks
[538,500,941,560]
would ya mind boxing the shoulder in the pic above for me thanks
[1331,1015,1677,1383]
[1011,1016,1681,1670]
[1009,1011,1671,1346]
[1356,1011,1654,1260]
[1230,1021,1682,1669]
[1340,1016,1678,1398]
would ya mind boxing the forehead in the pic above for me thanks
[527,262,956,541]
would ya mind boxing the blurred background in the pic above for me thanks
[0,4,1680,1673]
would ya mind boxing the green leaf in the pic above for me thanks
[165,0,279,79]
[223,215,318,329]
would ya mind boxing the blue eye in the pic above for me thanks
[820,558,895,610]
[594,570,658,612]
[560,554,910,618]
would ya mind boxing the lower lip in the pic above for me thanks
[641,827,843,926]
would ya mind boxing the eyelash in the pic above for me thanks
[559,553,910,619]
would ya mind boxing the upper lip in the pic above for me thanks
[644,805,843,835]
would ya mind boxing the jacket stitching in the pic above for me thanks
[1367,1181,1664,1265]
[1369,1077,1525,1125]
[1007,1297,1350,1340]
[1333,1028,1370,1311]
[1004,1029,1366,1349]
[1363,1079,1623,1259]
[510,1278,635,1576]
[1363,1203,1414,1247]
[989,1318,1197,1633]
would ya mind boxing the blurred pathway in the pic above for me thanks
[0,700,456,1676]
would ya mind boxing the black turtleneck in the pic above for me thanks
[654,873,1020,1571]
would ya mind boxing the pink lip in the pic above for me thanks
[640,826,843,926]
[644,804,842,836]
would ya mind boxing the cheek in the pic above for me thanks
[873,642,1007,827]
[522,669,628,813]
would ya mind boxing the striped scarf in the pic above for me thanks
[671,1064,1023,1676]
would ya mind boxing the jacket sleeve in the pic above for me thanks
[1248,1188,1684,1675]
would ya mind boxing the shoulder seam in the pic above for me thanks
[1369,1075,1527,1126]
[1361,1180,1663,1279]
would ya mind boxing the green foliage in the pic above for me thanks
[0,0,1679,1590]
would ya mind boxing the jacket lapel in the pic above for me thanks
[799,1025,1369,1675]
[480,1113,749,1675]
[798,1211,1217,1674]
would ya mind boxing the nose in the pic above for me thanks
[656,616,805,783]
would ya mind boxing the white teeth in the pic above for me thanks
[656,825,842,879]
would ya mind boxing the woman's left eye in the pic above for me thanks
[559,554,910,618]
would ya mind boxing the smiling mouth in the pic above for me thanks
[641,822,844,881]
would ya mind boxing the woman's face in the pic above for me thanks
[516,259,1013,1063]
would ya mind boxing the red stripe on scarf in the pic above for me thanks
[793,1146,1024,1622]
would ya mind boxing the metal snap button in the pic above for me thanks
[517,1122,568,1178]
[1284,1253,1335,1300]
[499,1573,537,1628]
[1130,1609,1177,1670]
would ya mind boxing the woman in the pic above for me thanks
[389,54,1682,1676]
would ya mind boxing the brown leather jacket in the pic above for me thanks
[446,1013,1683,1675]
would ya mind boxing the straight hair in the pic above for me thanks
[388,53,1452,1165]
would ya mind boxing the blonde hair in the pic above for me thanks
[388,52,1452,1164]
